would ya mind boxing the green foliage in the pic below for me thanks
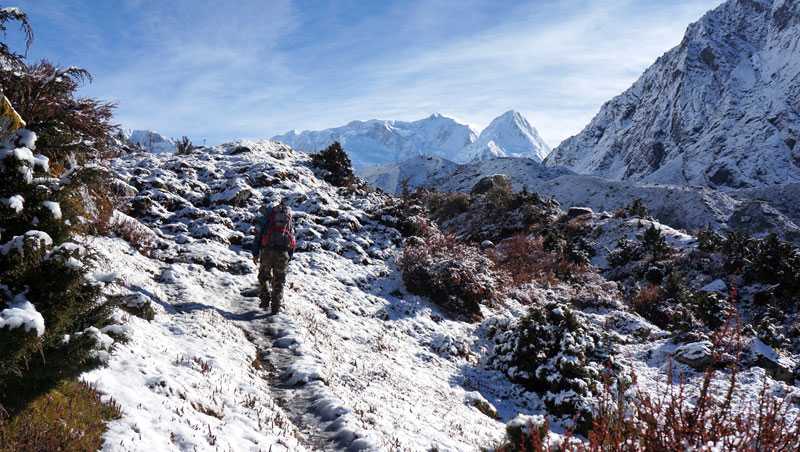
[608,238,643,267]
[744,233,800,298]
[491,302,611,433]
[640,224,670,261]
[697,227,724,253]
[625,198,649,218]
[175,136,194,155]
[0,10,118,415]
[310,141,356,188]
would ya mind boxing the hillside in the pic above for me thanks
[60,140,799,450]
[546,0,800,188]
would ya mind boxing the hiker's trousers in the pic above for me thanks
[258,249,290,310]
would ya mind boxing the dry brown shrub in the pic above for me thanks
[400,232,504,321]
[490,235,559,286]
[113,216,156,256]
[631,284,662,315]
[0,380,121,452]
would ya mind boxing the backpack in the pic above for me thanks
[261,204,296,251]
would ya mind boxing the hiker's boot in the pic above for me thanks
[259,290,271,310]
[270,291,282,315]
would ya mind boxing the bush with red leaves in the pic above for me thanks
[399,231,504,321]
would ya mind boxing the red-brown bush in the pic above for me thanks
[399,232,505,321]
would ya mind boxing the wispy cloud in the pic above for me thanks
[14,0,724,147]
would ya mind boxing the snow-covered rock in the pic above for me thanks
[674,341,714,369]
[546,0,800,188]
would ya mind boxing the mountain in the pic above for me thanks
[272,113,477,167]
[360,155,459,194]
[125,129,176,154]
[545,0,800,188]
[461,110,550,163]
[273,111,551,167]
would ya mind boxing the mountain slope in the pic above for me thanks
[462,110,550,162]
[360,155,460,194]
[546,0,800,188]
[272,113,477,167]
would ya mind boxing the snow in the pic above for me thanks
[0,293,45,336]
[461,110,551,163]
[700,279,728,293]
[273,113,477,167]
[0,230,53,256]
[41,200,62,219]
[16,129,37,150]
[360,155,459,194]
[1,194,24,213]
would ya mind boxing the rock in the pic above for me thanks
[567,206,594,219]
[470,174,511,196]
[480,240,494,250]
[699,279,727,293]
[674,340,714,369]
[464,391,498,419]
[749,338,796,383]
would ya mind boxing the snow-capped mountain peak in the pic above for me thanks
[462,110,551,163]
[272,111,550,167]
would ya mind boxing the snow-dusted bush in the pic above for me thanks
[0,61,117,169]
[607,237,643,268]
[489,302,612,433]
[586,364,800,451]
[399,231,504,321]
[175,136,194,155]
[1,134,116,411]
[310,141,356,188]
[427,187,563,244]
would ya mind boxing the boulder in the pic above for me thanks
[464,391,498,419]
[470,174,511,196]
[674,340,714,369]
[567,206,594,219]
[749,338,796,383]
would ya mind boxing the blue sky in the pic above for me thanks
[9,0,723,147]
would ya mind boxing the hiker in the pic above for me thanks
[252,198,296,314]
